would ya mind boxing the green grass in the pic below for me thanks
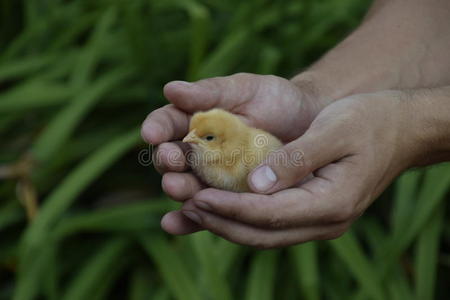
[1,0,449,299]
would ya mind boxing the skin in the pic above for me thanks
[293,0,450,100]
[141,0,450,247]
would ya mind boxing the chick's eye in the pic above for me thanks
[204,135,215,141]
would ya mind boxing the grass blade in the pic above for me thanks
[289,242,320,300]
[13,242,57,300]
[390,170,421,238]
[21,128,141,255]
[129,268,154,300]
[31,66,134,162]
[244,250,278,300]
[414,205,445,300]
[0,54,55,81]
[215,238,244,276]
[0,80,73,112]
[52,200,169,239]
[183,1,212,80]
[381,163,450,276]
[63,238,129,300]
[191,232,233,300]
[329,231,384,300]
[140,234,203,300]
[0,200,23,230]
[69,8,117,89]
[196,29,249,78]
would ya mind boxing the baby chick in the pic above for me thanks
[182,108,282,192]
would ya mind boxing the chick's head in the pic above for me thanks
[183,109,248,161]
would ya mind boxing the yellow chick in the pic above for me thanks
[182,108,282,192]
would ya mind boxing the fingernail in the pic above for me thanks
[183,210,202,224]
[195,201,211,211]
[251,165,277,192]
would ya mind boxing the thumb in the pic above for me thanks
[248,125,348,194]
[163,73,259,113]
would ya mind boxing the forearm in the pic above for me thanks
[293,0,450,105]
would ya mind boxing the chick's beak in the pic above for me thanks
[183,129,199,144]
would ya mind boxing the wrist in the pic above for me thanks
[292,0,450,111]
[401,88,450,167]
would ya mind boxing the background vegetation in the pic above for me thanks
[1,0,449,299]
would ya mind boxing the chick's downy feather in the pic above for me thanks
[183,109,282,192]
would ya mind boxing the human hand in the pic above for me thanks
[141,73,326,234]
[180,90,427,248]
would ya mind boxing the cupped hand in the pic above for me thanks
[180,91,422,248]
[141,73,325,234]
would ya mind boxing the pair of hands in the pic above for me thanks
[141,73,418,248]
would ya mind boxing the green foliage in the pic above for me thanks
[0,0,449,299]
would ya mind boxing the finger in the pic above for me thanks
[161,210,203,235]
[162,172,205,202]
[153,142,190,173]
[193,162,363,228]
[181,201,349,248]
[141,104,190,145]
[248,121,350,194]
[163,73,261,113]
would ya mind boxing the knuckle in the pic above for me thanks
[261,75,289,90]
[345,97,367,115]
[150,104,171,118]
[266,213,286,229]
[196,77,223,93]
[226,206,243,220]
[333,101,365,130]
[222,194,244,219]
[298,151,313,172]
[285,145,308,170]
[262,74,279,82]
[336,112,357,129]
[152,147,164,168]
[240,194,268,221]
[150,107,172,129]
